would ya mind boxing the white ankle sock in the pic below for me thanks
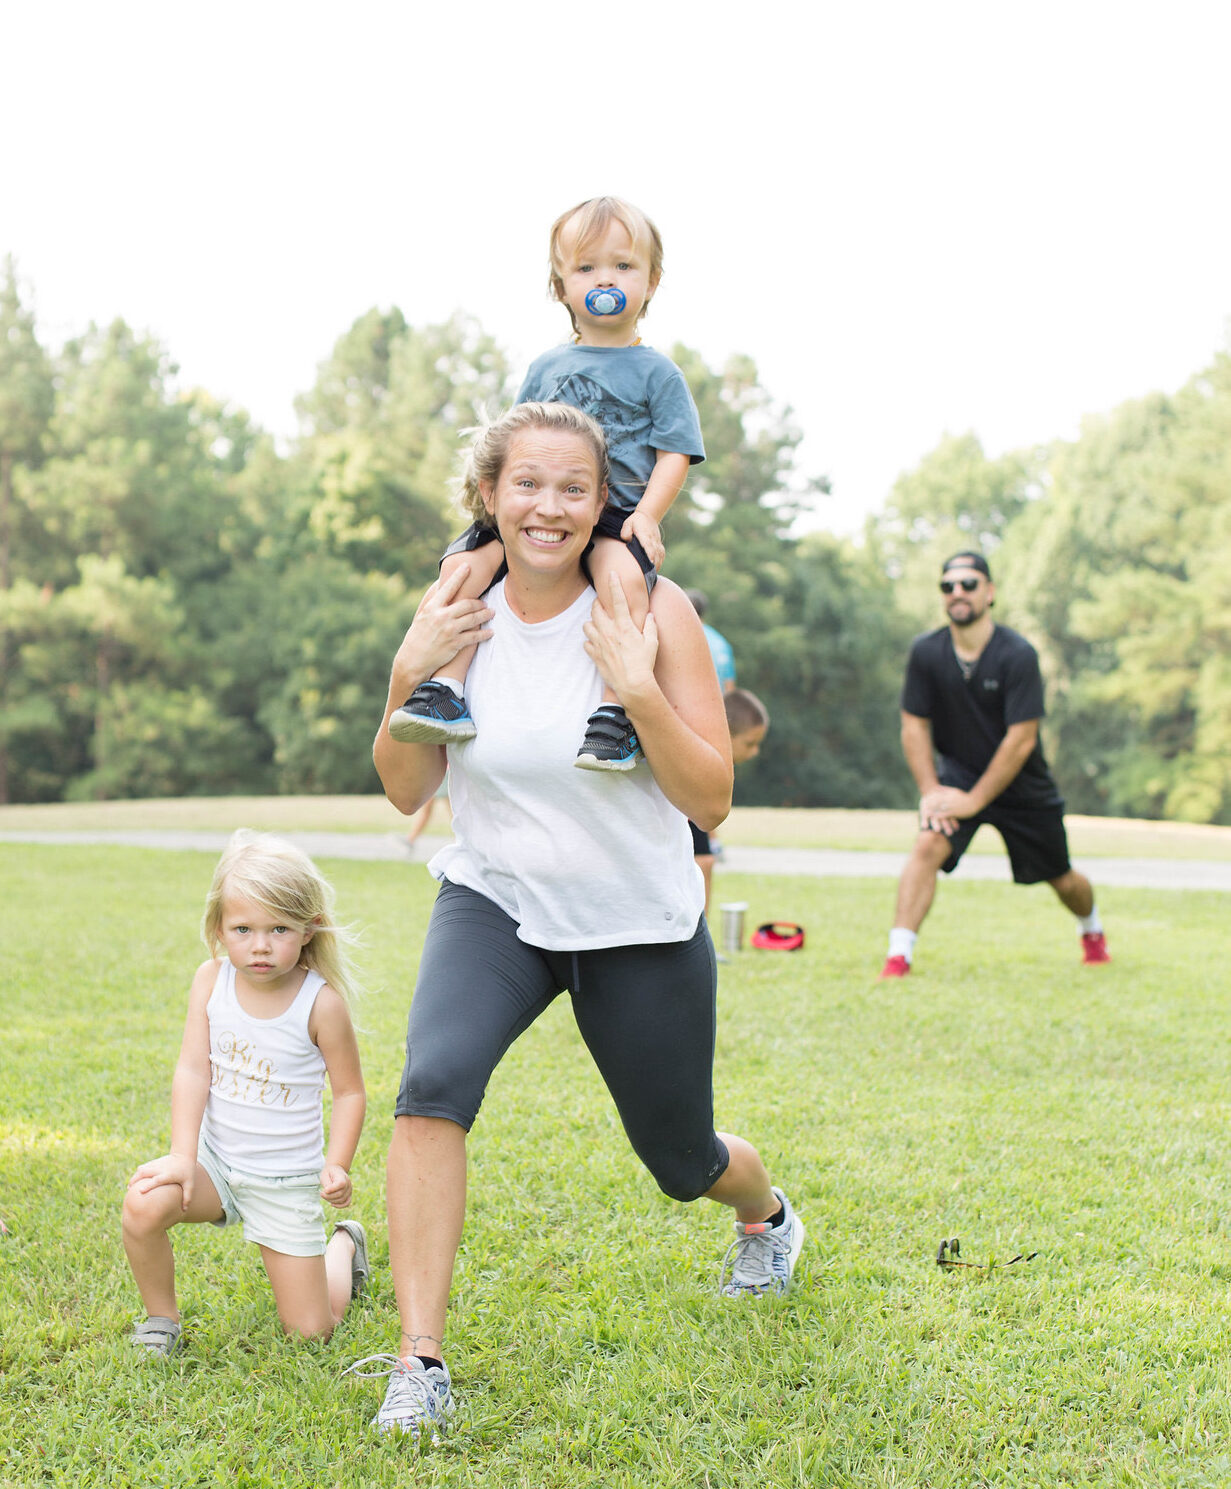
[1078,906,1102,935]
[434,677,464,699]
[888,927,917,961]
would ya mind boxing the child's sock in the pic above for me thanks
[888,927,917,962]
[1078,906,1103,935]
[434,677,465,699]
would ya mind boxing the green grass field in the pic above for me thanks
[3,841,1230,1487]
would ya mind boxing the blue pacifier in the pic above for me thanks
[585,286,627,316]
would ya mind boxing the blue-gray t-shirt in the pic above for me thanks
[516,344,705,514]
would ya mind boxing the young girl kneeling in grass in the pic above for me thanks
[121,831,367,1356]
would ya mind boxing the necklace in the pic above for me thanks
[952,622,992,682]
[952,644,977,682]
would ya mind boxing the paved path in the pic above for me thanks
[3,830,1229,891]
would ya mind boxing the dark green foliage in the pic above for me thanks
[5,284,886,806]
[733,538,915,808]
[292,310,515,587]
[662,348,909,806]
[1,301,501,801]
[0,259,56,802]
[257,559,419,795]
[996,355,1231,823]
[4,259,1228,818]
[863,345,1231,824]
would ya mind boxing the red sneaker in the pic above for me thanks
[1081,932,1111,965]
[879,954,911,979]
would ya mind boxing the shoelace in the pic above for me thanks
[344,1351,410,1381]
[719,1221,791,1294]
[344,1353,449,1424]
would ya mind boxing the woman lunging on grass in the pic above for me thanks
[121,831,368,1355]
[355,401,804,1441]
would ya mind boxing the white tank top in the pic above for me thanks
[429,580,703,949]
[200,959,327,1176]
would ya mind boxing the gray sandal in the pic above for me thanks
[333,1220,369,1300]
[131,1315,182,1357]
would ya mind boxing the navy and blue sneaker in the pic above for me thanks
[389,682,476,744]
[574,706,641,772]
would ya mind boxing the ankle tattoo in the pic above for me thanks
[401,1330,443,1355]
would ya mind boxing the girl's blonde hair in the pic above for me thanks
[454,401,609,526]
[548,196,665,336]
[201,830,360,1004]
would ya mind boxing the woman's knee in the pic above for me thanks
[388,1112,469,1161]
[653,1170,715,1204]
[643,1147,721,1204]
[396,1057,479,1128]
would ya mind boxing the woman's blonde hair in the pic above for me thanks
[454,401,609,525]
[201,830,360,1004]
[548,195,664,336]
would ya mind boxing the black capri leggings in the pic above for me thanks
[396,880,730,1202]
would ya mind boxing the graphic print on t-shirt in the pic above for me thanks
[544,372,646,498]
[212,1030,296,1107]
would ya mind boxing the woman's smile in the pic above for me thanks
[480,428,607,576]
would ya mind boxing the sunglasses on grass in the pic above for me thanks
[939,577,981,594]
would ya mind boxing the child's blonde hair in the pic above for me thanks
[548,196,665,336]
[454,401,609,526]
[201,830,360,1004]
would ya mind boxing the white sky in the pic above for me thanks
[4,0,1229,535]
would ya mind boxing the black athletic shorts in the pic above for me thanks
[443,517,657,597]
[395,880,729,1203]
[938,800,1072,884]
[689,820,713,857]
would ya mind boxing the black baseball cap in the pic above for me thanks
[941,551,991,579]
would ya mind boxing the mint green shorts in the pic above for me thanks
[198,1139,326,1257]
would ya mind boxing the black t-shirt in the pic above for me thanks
[900,625,1062,809]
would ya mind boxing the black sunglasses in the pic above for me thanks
[939,577,980,594]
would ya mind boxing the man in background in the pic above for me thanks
[880,552,1110,978]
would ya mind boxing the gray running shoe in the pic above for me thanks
[333,1219,369,1300]
[348,1353,454,1440]
[389,681,476,744]
[718,1187,805,1298]
[130,1315,182,1357]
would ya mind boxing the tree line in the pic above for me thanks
[2,260,1228,823]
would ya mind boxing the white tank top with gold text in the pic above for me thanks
[200,958,326,1176]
